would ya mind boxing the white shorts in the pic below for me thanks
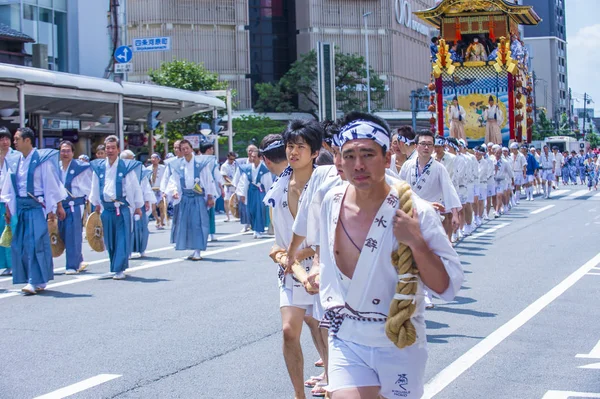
[495,180,507,195]
[541,169,555,181]
[279,285,313,313]
[224,186,236,201]
[466,184,476,203]
[479,183,488,199]
[513,173,525,186]
[526,174,535,183]
[458,186,468,205]
[487,181,495,198]
[328,336,427,398]
[555,168,562,177]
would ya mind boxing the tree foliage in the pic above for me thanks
[531,110,557,141]
[254,49,386,118]
[587,131,600,149]
[148,60,230,145]
[231,115,287,156]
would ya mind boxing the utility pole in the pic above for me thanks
[582,92,588,140]
[532,71,537,124]
[363,12,372,113]
[568,88,573,132]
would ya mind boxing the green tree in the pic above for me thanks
[254,49,386,118]
[531,110,556,141]
[148,60,230,145]
[587,131,600,149]
[231,115,287,156]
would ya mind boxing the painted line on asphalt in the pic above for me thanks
[467,223,509,240]
[530,205,555,215]
[0,231,256,284]
[542,390,600,399]
[551,189,570,197]
[586,272,600,276]
[34,374,122,399]
[0,238,275,300]
[422,251,600,399]
[567,189,591,199]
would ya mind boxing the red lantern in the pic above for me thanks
[428,82,436,91]
[428,104,436,112]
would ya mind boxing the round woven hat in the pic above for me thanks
[230,194,239,219]
[48,218,65,258]
[86,212,105,252]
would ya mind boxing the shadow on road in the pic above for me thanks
[456,251,484,257]
[427,333,485,344]
[121,276,170,284]
[426,320,449,330]
[430,306,497,318]
[38,291,93,299]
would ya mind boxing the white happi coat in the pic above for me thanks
[160,157,181,202]
[264,166,314,306]
[399,157,461,211]
[292,165,339,247]
[60,160,92,213]
[164,156,218,205]
[1,149,67,216]
[512,152,527,174]
[235,162,274,205]
[464,152,479,187]
[89,159,144,215]
[147,164,165,191]
[319,184,463,348]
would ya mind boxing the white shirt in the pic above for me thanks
[89,159,144,211]
[399,157,462,211]
[483,105,504,125]
[511,152,527,173]
[319,184,463,348]
[146,164,165,189]
[0,149,67,216]
[540,152,556,169]
[448,105,466,121]
[60,160,93,199]
[164,157,218,206]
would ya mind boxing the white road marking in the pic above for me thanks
[422,252,600,399]
[542,390,600,399]
[576,339,600,359]
[567,189,592,199]
[531,205,555,215]
[34,374,121,399]
[0,238,275,300]
[551,189,570,197]
[0,231,256,284]
[578,362,600,370]
[586,272,600,276]
[467,223,509,240]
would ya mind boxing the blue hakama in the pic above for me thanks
[58,198,85,271]
[132,210,149,254]
[173,190,209,250]
[12,197,54,285]
[101,202,132,273]
[247,184,266,233]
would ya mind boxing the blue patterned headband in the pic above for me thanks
[398,135,415,145]
[434,137,446,146]
[260,140,284,154]
[338,120,390,151]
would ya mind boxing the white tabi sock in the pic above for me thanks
[193,250,201,258]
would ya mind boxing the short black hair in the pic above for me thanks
[445,136,459,147]
[282,119,323,155]
[321,120,340,147]
[415,130,435,144]
[199,141,214,154]
[260,134,286,164]
[96,144,105,152]
[179,139,193,150]
[315,149,334,166]
[0,126,10,140]
[17,127,35,145]
[397,125,415,141]
[431,37,439,44]
[59,140,75,152]
[104,135,119,146]
[227,151,236,158]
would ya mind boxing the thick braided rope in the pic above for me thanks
[385,181,420,349]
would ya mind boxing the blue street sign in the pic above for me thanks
[114,46,132,63]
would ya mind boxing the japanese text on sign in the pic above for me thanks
[133,37,171,52]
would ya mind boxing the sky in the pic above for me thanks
[566,0,599,115]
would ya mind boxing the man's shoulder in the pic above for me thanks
[322,184,347,204]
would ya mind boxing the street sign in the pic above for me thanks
[133,37,171,52]
[183,134,201,150]
[114,46,132,63]
[114,63,133,73]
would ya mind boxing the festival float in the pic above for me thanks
[414,0,541,144]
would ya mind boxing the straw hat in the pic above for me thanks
[48,218,65,258]
[0,225,12,248]
[86,212,105,252]
[230,194,240,219]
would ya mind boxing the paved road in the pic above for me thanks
[1,185,600,399]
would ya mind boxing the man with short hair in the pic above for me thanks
[552,146,564,188]
[233,145,258,233]
[165,139,217,261]
[320,117,463,398]
[0,126,16,276]
[539,145,556,199]
[95,145,106,159]
[263,123,325,399]
[458,139,478,235]
[220,151,238,222]
[444,138,467,241]
[121,150,154,258]
[89,136,144,279]
[236,144,273,239]
[1,127,67,294]
[199,139,224,242]
[473,146,489,226]
[577,149,586,185]
[161,140,183,243]
[510,142,527,204]
[492,144,512,216]
[397,126,417,161]
[58,140,92,274]
[524,147,538,201]
[147,153,166,230]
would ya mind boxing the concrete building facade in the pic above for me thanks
[125,0,435,112]
[523,0,568,119]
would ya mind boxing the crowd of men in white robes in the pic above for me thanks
[0,114,582,399]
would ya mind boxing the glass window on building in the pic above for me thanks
[0,0,68,72]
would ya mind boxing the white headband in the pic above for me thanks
[339,120,390,151]
[398,135,415,145]
[435,137,446,146]
[261,140,284,153]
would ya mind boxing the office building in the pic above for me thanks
[523,0,568,118]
